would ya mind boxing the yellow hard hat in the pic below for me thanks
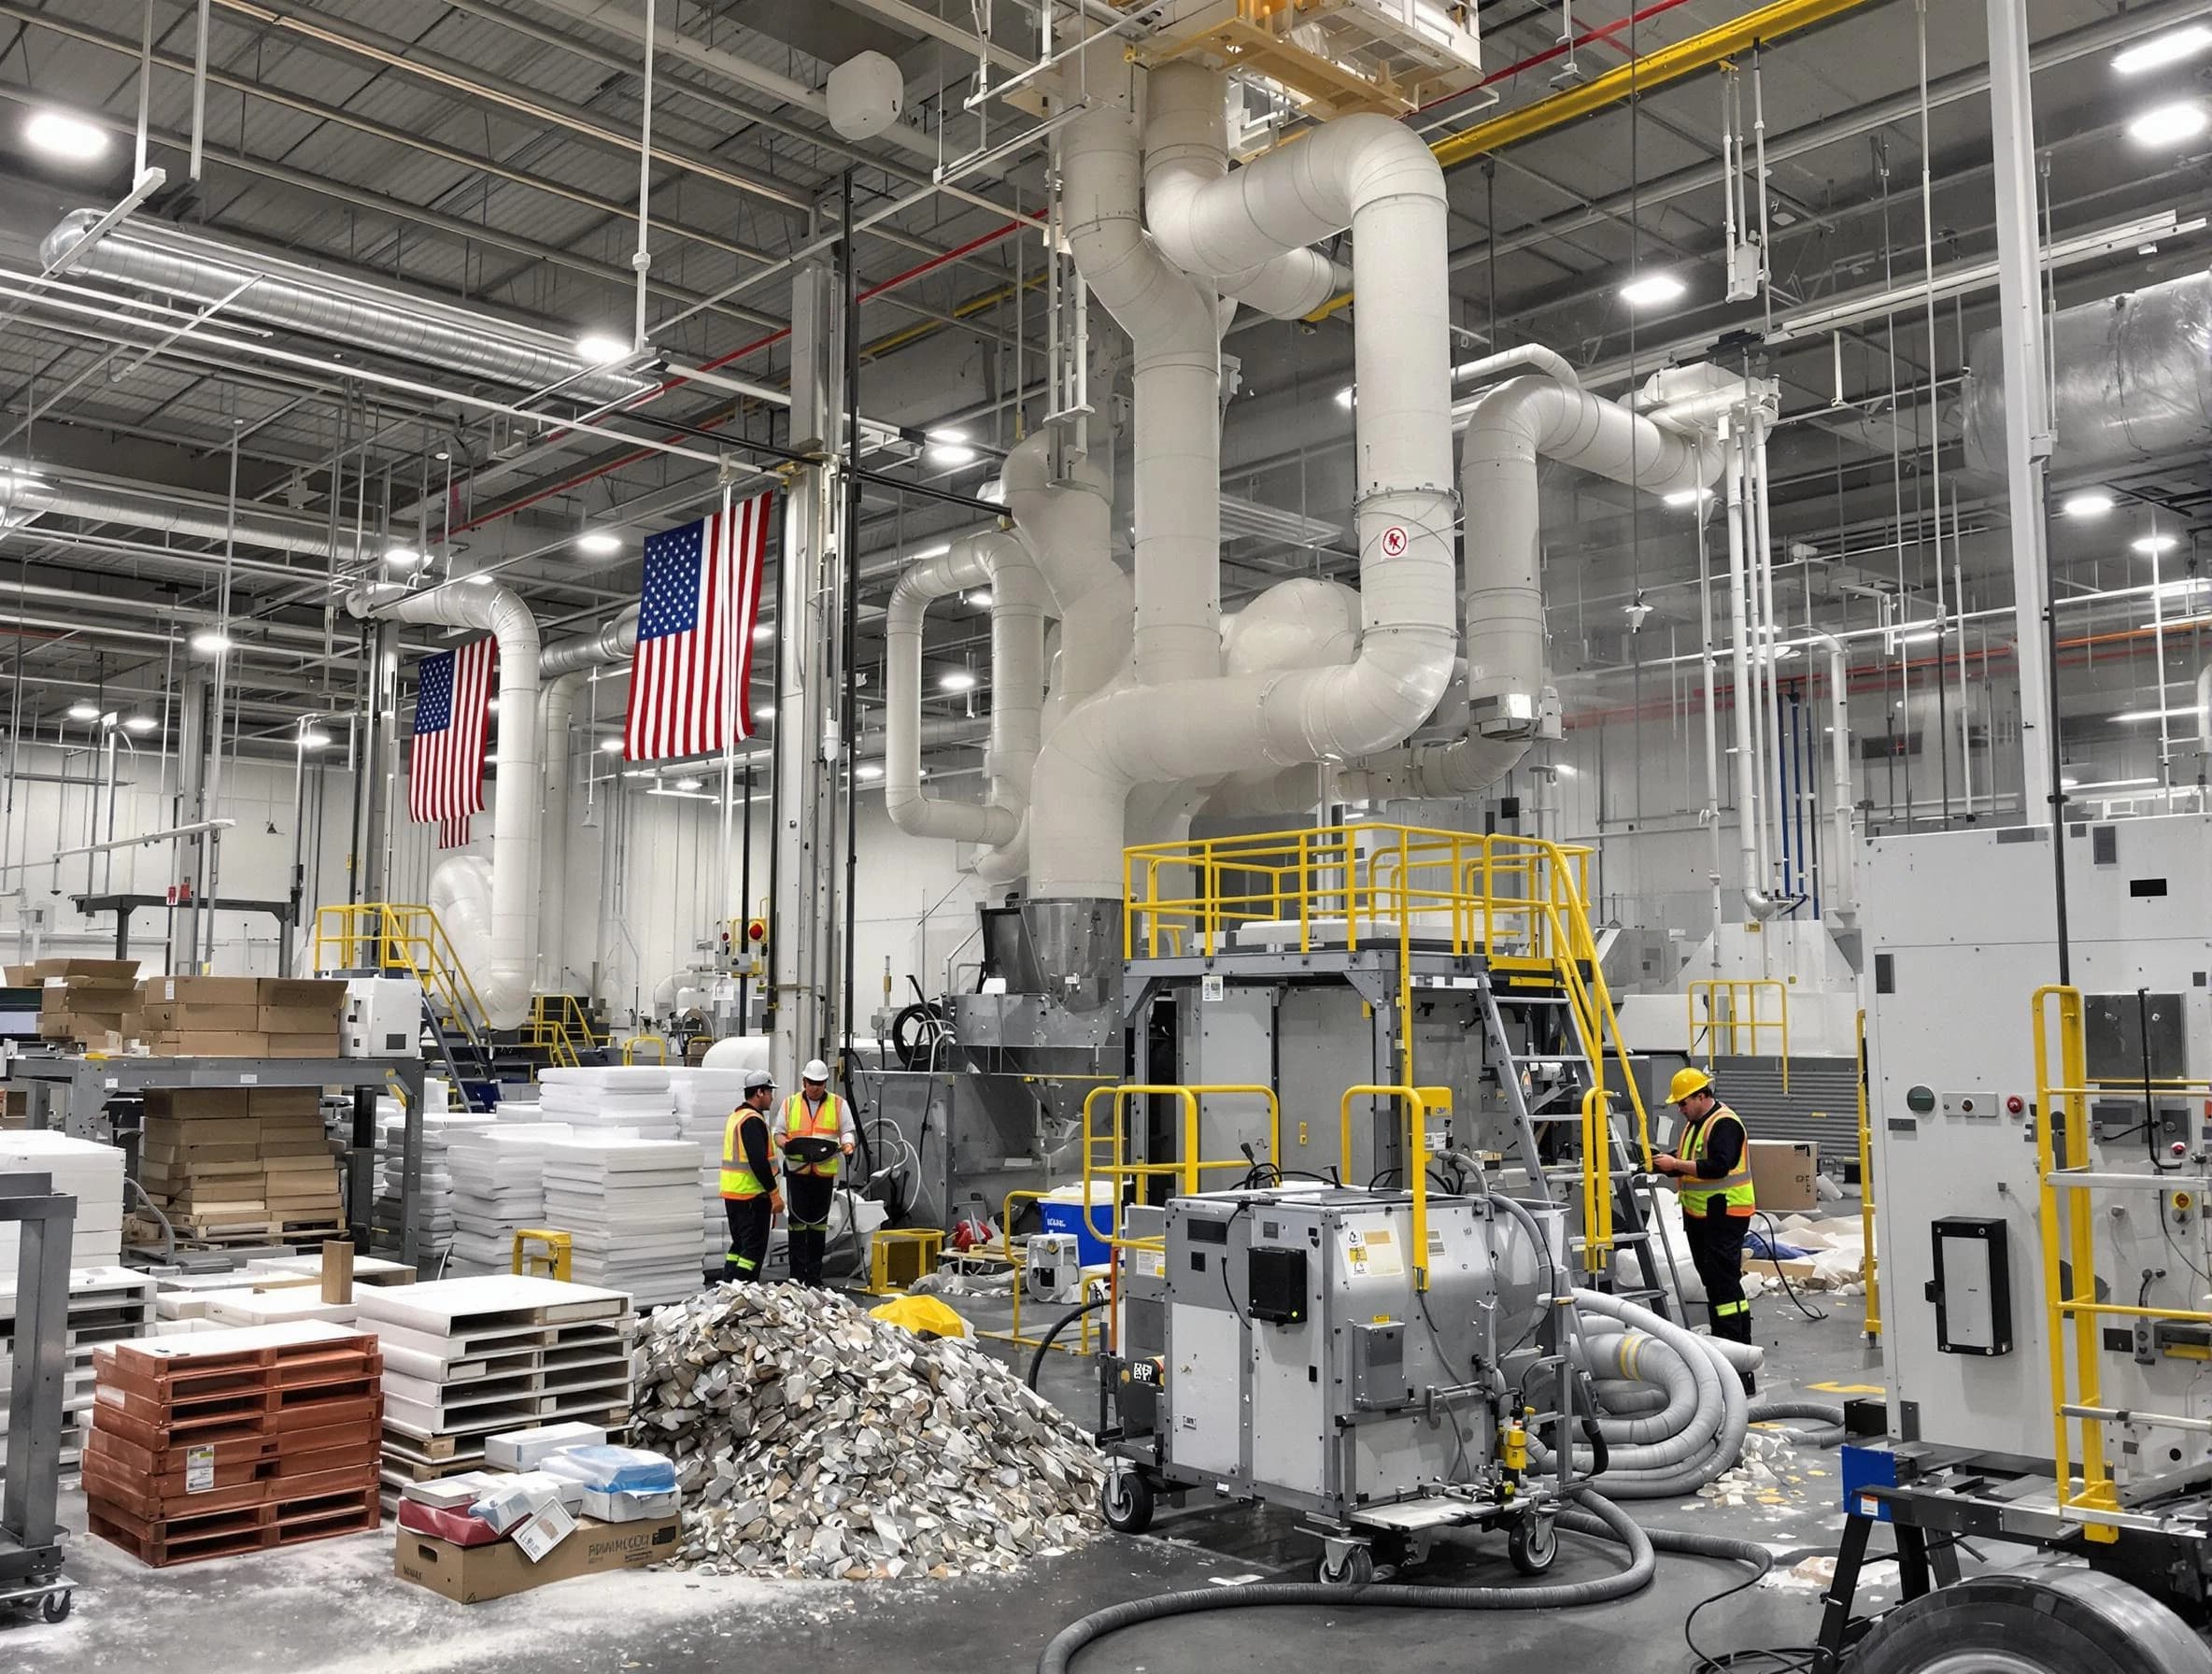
[1666,1066,1713,1105]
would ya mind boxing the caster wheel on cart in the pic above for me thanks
[1314,1545,1376,1588]
[1848,1566,2212,1674]
[1508,1514,1556,1577]
[1100,1465,1156,1536]
[40,1590,71,1624]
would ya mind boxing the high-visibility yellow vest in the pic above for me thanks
[1679,1104,1756,1218]
[777,1093,844,1177]
[720,1107,769,1199]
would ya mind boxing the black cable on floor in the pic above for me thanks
[1752,1210,1829,1322]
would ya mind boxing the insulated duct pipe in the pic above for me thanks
[1142,64,1352,321]
[42,211,650,406]
[5,481,333,558]
[1340,376,1724,802]
[536,606,639,988]
[1724,412,1780,919]
[363,583,542,1026]
[1001,431,1127,714]
[1808,631,1856,923]
[884,530,1046,874]
[1031,102,1458,896]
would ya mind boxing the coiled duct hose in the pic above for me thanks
[1037,1488,1775,1674]
[1745,1399,1848,1447]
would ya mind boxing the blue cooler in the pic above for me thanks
[1039,1186,1115,1269]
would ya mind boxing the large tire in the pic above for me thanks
[1849,1566,2212,1674]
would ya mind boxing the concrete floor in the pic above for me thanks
[6,1270,1893,1672]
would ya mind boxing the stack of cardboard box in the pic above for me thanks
[140,1088,341,1242]
[131,976,346,1057]
[5,958,141,1046]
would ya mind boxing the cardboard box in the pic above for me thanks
[151,975,261,1007]
[394,1514,681,1604]
[261,1005,340,1033]
[142,1029,272,1057]
[138,1000,260,1032]
[261,978,347,1015]
[266,1031,342,1057]
[1748,1140,1820,1213]
[12,958,137,984]
[146,1089,252,1120]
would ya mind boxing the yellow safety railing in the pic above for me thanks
[976,1189,1101,1361]
[1341,1085,1445,1291]
[1688,978,1791,1093]
[314,901,489,1047]
[2032,984,2212,1540]
[1079,1083,1283,1252]
[1856,1010,1879,1341]
[526,994,603,1069]
[1122,824,1654,1227]
[622,1033,669,1066]
[1580,1087,1617,1279]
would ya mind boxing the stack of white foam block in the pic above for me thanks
[447,1123,573,1273]
[376,1100,494,1252]
[0,1131,124,1282]
[536,1066,680,1140]
[540,1136,704,1307]
[0,1265,155,1480]
[668,1070,760,1267]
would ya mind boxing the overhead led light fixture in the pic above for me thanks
[2114,25,2212,75]
[752,622,773,641]
[123,714,156,733]
[968,589,993,608]
[856,762,884,781]
[2063,490,2116,518]
[384,546,423,569]
[65,701,98,721]
[600,738,623,754]
[574,333,631,364]
[189,630,232,655]
[1619,272,1686,308]
[576,531,622,557]
[940,670,978,693]
[25,110,108,163]
[674,777,704,791]
[927,429,977,467]
[2129,102,2208,147]
[2134,532,2182,555]
[1662,489,1709,508]
[298,729,333,750]
[1334,387,1355,409]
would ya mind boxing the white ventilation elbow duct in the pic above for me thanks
[370,584,542,1027]
[1341,376,1723,802]
[536,607,638,988]
[1030,97,1458,897]
[1142,64,1351,321]
[1001,432,1128,708]
[885,532,1046,873]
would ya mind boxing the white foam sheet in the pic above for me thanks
[352,1273,628,1335]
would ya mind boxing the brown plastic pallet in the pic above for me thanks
[85,1457,378,1523]
[83,1431,379,1499]
[96,1338,381,1397]
[90,1386,382,1451]
[89,1483,381,1568]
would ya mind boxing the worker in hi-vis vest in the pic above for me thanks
[1652,1066,1758,1395]
[718,1069,782,1283]
[774,1057,855,1287]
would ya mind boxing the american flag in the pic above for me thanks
[624,489,771,762]
[409,636,496,832]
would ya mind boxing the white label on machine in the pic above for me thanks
[1200,974,1224,1002]
[185,1445,215,1494]
[1133,1249,1164,1279]
[1344,1226,1403,1279]
[239,1073,258,1085]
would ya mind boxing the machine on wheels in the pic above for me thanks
[1084,1083,1581,1582]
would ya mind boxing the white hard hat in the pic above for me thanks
[742,1069,775,1093]
[802,1057,831,1083]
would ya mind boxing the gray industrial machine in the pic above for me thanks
[1818,811,2212,1665]
[1095,1182,1573,1581]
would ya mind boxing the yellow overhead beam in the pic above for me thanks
[1302,0,1879,321]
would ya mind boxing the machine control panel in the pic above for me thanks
[1940,1089,2003,1119]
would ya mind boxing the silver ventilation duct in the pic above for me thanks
[7,482,332,557]
[41,212,653,408]
[1962,267,2212,475]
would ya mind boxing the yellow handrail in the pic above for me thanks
[1688,978,1791,1092]
[314,901,490,1049]
[1078,1083,1283,1249]
[1340,1085,1440,1291]
[1856,1010,1879,1340]
[981,1188,1100,1361]
[526,994,603,1070]
[622,1033,669,1066]
[1580,1087,1616,1279]
[2031,983,2212,1540]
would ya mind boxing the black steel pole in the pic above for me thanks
[839,168,863,1077]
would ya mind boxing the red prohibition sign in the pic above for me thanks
[1381,524,1409,557]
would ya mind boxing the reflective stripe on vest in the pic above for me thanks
[1679,1105,1756,1217]
[778,1093,844,1176]
[720,1108,768,1199]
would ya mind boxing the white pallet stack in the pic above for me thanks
[539,1136,704,1307]
[669,1070,759,1268]
[354,1274,631,1499]
[0,1131,124,1283]
[536,1066,680,1141]
[0,1265,156,1480]
[376,1105,494,1251]
[447,1124,573,1273]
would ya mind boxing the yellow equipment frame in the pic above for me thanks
[2032,983,2212,1540]
[622,1033,670,1066]
[314,901,489,1042]
[525,994,603,1069]
[1687,978,1791,1093]
[1855,1010,1879,1341]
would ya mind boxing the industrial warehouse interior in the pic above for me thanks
[3,0,2212,1668]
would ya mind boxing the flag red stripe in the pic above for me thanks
[623,490,773,764]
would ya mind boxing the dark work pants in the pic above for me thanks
[784,1171,836,1286]
[723,1195,772,1282]
[1683,1207,1755,1393]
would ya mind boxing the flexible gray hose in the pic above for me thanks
[1748,1399,1848,1447]
[1574,1329,1697,1444]
[1039,1490,1777,1673]
[1589,1379,1669,1416]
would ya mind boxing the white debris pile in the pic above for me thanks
[1745,1213,1869,1296]
[1697,1426,1806,1509]
[633,1282,1104,1580]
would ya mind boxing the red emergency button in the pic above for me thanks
[2174,1141,2191,1159]
[2007,1096,2025,1115]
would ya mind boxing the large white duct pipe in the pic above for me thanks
[536,607,639,989]
[1808,631,1856,924]
[1001,432,1127,709]
[7,482,333,557]
[1725,418,1780,919]
[1031,103,1458,897]
[884,532,1046,872]
[1142,64,1351,321]
[1340,376,1724,802]
[369,584,542,1027]
[43,213,650,407]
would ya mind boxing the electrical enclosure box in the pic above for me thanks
[1929,1217,2012,1356]
[344,976,420,1058]
[1247,1247,1308,1325]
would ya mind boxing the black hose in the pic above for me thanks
[1026,1296,1111,1391]
[1042,1489,1776,1674]
[1580,1415,1611,1480]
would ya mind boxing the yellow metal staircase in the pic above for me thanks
[314,902,497,1099]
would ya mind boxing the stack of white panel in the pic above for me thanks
[375,1104,494,1250]
[0,1131,123,1280]
[446,1123,573,1272]
[669,1070,759,1264]
[0,1265,155,1480]
[536,1066,680,1141]
[539,1136,703,1307]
